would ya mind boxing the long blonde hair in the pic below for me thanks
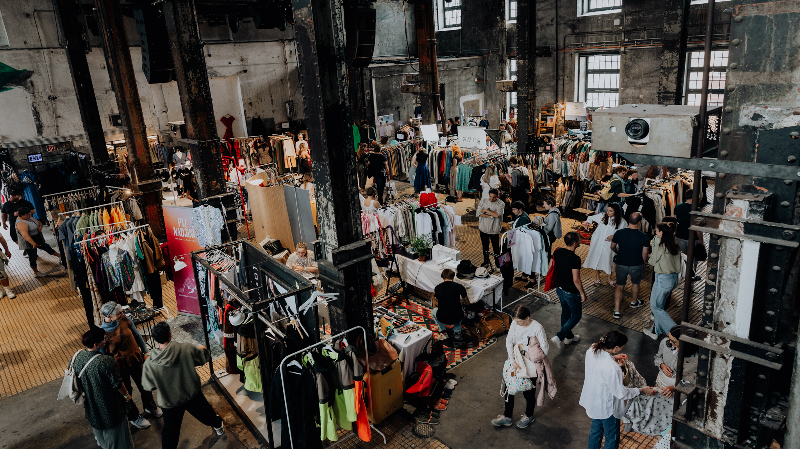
[452,144,462,159]
[481,165,496,184]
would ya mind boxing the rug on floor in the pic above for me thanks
[385,296,498,369]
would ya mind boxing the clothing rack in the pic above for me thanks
[278,325,387,449]
[498,220,548,308]
[75,224,150,245]
[42,186,96,199]
[58,201,123,217]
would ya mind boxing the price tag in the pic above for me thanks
[28,153,43,163]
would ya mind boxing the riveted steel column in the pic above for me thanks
[515,0,535,152]
[54,0,109,164]
[657,0,691,105]
[291,0,372,335]
[414,0,440,125]
[94,0,165,239]
[163,0,224,199]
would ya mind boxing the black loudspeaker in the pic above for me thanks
[133,4,174,84]
[345,6,376,68]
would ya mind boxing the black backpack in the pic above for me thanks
[513,169,531,190]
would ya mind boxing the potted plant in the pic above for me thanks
[410,235,433,262]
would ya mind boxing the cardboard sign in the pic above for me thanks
[457,126,486,149]
[420,124,439,143]
[566,102,587,121]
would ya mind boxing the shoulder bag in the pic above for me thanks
[544,252,558,291]
[58,350,101,404]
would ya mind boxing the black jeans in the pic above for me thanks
[119,361,157,420]
[479,231,500,265]
[162,393,223,449]
[373,175,386,203]
[504,386,537,418]
[28,234,56,269]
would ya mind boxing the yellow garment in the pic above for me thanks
[103,209,111,232]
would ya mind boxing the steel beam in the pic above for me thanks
[291,0,373,336]
[414,0,440,126]
[53,0,109,164]
[163,0,225,198]
[515,0,536,152]
[93,0,165,239]
[657,0,691,105]
[618,153,800,181]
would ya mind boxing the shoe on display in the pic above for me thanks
[145,406,163,418]
[214,422,225,436]
[425,413,440,425]
[516,415,534,429]
[444,379,458,388]
[434,402,447,411]
[564,335,580,345]
[692,275,701,281]
[630,300,645,308]
[550,335,563,349]
[5,288,15,299]
[0,289,5,299]
[491,415,513,427]
[35,272,47,278]
[613,311,621,320]
[642,328,658,340]
[130,415,151,429]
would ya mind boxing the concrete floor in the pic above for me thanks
[435,298,661,449]
[0,381,261,449]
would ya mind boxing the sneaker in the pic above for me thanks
[214,422,225,436]
[692,275,701,282]
[642,328,658,340]
[5,289,15,299]
[35,272,47,278]
[0,289,5,299]
[445,379,458,388]
[491,415,513,427]
[550,335,563,349]
[564,335,580,345]
[434,402,447,411]
[145,406,163,418]
[424,413,440,425]
[516,415,534,429]
[613,311,621,319]
[130,415,151,429]
[630,300,645,308]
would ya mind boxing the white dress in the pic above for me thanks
[582,213,627,274]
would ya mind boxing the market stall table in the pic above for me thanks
[396,256,503,307]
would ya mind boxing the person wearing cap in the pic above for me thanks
[15,206,60,277]
[433,268,468,341]
[142,322,225,448]
[100,302,160,430]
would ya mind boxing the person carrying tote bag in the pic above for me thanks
[492,306,549,429]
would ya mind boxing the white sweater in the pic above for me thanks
[505,320,549,361]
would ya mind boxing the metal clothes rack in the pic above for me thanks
[493,220,550,310]
[75,223,150,244]
[278,325,387,449]
[58,201,123,217]
[42,186,96,199]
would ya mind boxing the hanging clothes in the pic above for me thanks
[191,205,225,247]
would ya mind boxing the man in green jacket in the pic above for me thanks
[142,322,224,449]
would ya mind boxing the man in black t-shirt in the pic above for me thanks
[550,232,586,348]
[365,144,391,203]
[610,212,651,318]
[432,269,468,340]
[1,190,35,245]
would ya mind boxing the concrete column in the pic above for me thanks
[414,0,440,126]
[657,0,691,105]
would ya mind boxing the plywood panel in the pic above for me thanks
[245,174,295,251]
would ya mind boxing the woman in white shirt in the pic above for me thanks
[300,172,315,198]
[491,306,548,429]
[580,330,655,449]
[361,186,380,214]
[582,203,627,286]
[480,165,500,199]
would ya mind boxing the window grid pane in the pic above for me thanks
[686,50,728,108]
[584,54,620,109]
[509,0,517,20]
[586,0,622,13]
[442,0,461,28]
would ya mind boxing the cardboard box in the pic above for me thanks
[366,360,404,424]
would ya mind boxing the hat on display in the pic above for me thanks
[229,309,247,326]
[456,260,477,280]
[475,267,490,278]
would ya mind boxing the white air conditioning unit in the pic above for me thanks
[592,105,702,158]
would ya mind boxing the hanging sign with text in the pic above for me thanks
[457,126,486,149]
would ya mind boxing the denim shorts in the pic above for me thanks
[616,264,644,285]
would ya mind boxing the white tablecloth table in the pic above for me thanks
[387,326,433,383]
[396,256,503,306]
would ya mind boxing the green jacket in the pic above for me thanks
[512,212,532,229]
[141,341,210,409]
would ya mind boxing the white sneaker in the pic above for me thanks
[643,328,658,340]
[5,288,15,299]
[564,335,581,345]
[130,415,151,429]
[214,422,225,436]
[550,335,563,349]
[35,272,47,278]
[0,289,5,299]
[145,406,163,418]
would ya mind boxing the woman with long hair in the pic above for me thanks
[413,146,431,194]
[356,143,368,191]
[361,186,380,214]
[644,222,682,339]
[477,165,500,211]
[583,203,627,286]
[297,143,311,176]
[580,330,655,449]
[491,306,549,429]
[449,145,463,201]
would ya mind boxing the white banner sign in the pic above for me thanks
[457,126,486,149]
[420,124,439,143]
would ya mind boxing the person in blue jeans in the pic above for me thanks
[580,330,656,449]
[432,269,468,340]
[550,232,587,349]
[643,223,682,339]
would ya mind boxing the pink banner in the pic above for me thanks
[163,206,202,315]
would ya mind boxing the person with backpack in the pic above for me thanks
[542,195,562,258]
[505,156,530,212]
[73,328,135,449]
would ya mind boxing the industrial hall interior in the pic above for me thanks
[1,0,799,448]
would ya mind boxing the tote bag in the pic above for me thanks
[58,351,100,404]
[502,359,534,396]
[544,255,557,292]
